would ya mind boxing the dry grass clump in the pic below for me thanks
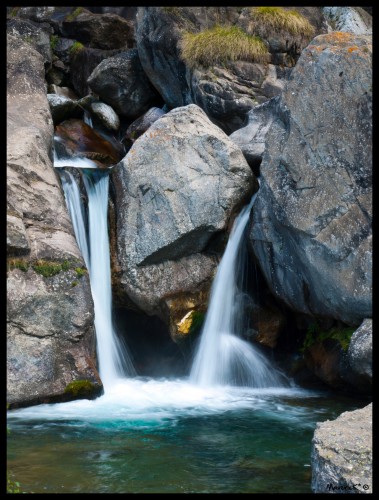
[250,7,315,37]
[180,25,269,68]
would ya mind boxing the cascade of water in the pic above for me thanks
[82,169,136,388]
[190,191,287,388]
[83,110,93,128]
[58,170,90,270]
[54,142,135,390]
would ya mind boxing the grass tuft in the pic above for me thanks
[250,7,315,37]
[180,25,269,68]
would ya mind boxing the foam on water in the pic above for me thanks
[8,378,320,428]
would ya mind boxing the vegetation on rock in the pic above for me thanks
[32,259,71,277]
[65,7,84,22]
[50,34,59,50]
[250,7,315,37]
[64,379,97,397]
[69,41,85,56]
[180,25,269,68]
[301,321,355,353]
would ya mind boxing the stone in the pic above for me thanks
[250,33,372,325]
[7,33,100,407]
[112,104,255,317]
[87,49,162,118]
[311,403,372,493]
[323,7,372,35]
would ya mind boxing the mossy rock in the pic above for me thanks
[64,379,103,400]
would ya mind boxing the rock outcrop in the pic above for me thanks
[250,32,372,325]
[7,34,101,408]
[136,6,325,133]
[311,403,372,493]
[112,104,255,320]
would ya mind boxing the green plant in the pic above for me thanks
[189,311,205,335]
[32,259,70,278]
[65,7,83,22]
[69,41,85,56]
[300,321,355,353]
[8,258,29,272]
[250,7,315,37]
[75,267,87,278]
[71,280,78,287]
[9,7,20,17]
[180,25,269,68]
[64,380,96,397]
[50,34,59,50]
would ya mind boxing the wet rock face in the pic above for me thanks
[55,119,123,166]
[112,104,255,317]
[7,34,100,408]
[250,33,372,325]
[311,403,372,493]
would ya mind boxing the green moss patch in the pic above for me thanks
[189,311,205,335]
[64,380,96,397]
[32,259,71,277]
[180,25,269,68]
[69,41,85,56]
[301,321,355,353]
[65,7,83,22]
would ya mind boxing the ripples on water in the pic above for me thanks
[7,377,361,493]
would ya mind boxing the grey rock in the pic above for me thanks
[311,403,372,493]
[47,93,80,124]
[7,17,52,70]
[250,33,372,325]
[61,8,134,50]
[125,106,166,142]
[229,97,278,175]
[189,63,272,134]
[323,7,372,35]
[87,49,162,118]
[112,104,255,316]
[90,102,120,131]
[341,319,372,394]
[7,34,100,407]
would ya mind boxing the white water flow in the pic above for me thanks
[82,169,136,388]
[190,192,287,388]
[58,170,90,269]
[54,141,136,389]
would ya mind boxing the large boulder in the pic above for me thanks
[60,8,134,50]
[311,403,372,493]
[87,49,162,119]
[250,33,372,325]
[112,104,255,319]
[7,34,101,407]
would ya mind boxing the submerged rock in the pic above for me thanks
[55,118,123,166]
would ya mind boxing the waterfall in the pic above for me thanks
[190,192,286,388]
[59,170,90,270]
[55,147,135,390]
